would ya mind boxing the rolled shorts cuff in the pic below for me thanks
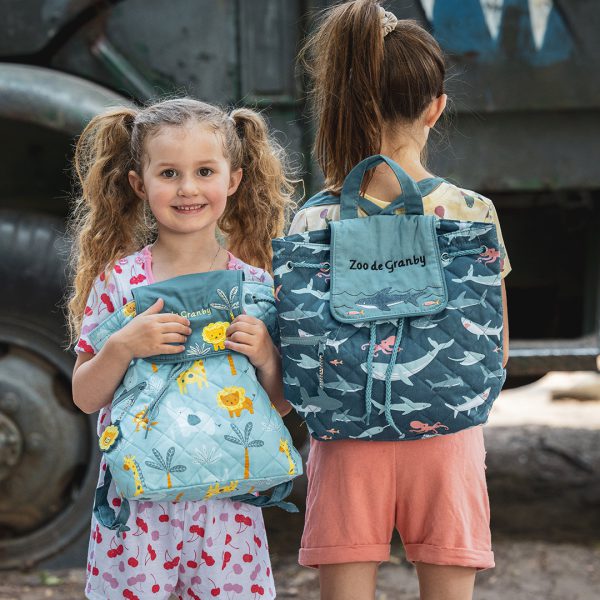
[404,543,495,571]
[299,543,391,569]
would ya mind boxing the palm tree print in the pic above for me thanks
[224,422,264,479]
[145,447,186,489]
[210,287,240,320]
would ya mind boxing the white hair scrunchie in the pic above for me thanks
[379,5,398,37]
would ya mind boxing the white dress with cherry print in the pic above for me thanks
[77,245,276,600]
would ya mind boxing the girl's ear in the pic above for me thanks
[128,170,146,200]
[425,94,447,129]
[227,168,243,197]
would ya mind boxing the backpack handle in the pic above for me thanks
[340,155,424,220]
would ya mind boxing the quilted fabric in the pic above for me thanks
[88,272,301,504]
[272,156,506,442]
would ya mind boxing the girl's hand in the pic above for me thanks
[111,298,192,360]
[224,315,277,370]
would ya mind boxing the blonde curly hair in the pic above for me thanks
[66,98,295,348]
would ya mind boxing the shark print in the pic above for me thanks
[445,388,491,417]
[461,317,502,340]
[426,374,465,389]
[480,364,505,383]
[292,279,330,300]
[446,289,488,311]
[290,353,321,369]
[280,303,325,321]
[368,396,432,416]
[444,225,493,242]
[323,373,365,395]
[452,265,501,287]
[410,314,449,329]
[349,425,398,439]
[299,387,343,412]
[448,351,486,366]
[331,409,367,423]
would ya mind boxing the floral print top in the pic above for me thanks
[289,180,511,278]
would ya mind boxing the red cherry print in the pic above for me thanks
[211,589,221,597]
[201,550,215,567]
[87,562,91,572]
[135,517,148,533]
[77,339,94,353]
[112,498,122,507]
[152,584,160,593]
[253,534,262,548]
[251,584,265,595]
[159,512,169,523]
[96,531,102,544]
[243,553,253,563]
[107,549,117,558]
[99,272,105,282]
[127,557,138,567]
[187,560,198,568]
[114,264,122,274]
[137,274,146,283]
[172,556,180,567]
[225,534,232,545]
[177,540,183,551]
[116,544,124,556]
[221,551,231,570]
[84,306,93,316]
[92,567,99,576]
[234,514,244,523]
[100,293,114,313]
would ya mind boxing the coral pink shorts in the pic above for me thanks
[300,426,494,571]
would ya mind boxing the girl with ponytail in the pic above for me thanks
[67,98,294,599]
[291,2,511,599]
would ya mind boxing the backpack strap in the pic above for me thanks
[93,464,131,537]
[232,481,299,513]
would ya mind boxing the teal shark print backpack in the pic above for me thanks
[272,155,506,442]
[88,270,302,535]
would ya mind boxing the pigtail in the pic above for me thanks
[66,107,151,347]
[219,108,295,272]
[300,0,385,192]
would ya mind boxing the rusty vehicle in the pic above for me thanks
[0,0,598,569]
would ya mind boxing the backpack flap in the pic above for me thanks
[330,155,447,324]
[132,270,243,363]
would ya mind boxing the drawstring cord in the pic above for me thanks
[364,318,405,436]
[384,319,405,437]
[364,323,378,424]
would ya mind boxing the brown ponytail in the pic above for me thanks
[219,108,295,272]
[300,0,446,192]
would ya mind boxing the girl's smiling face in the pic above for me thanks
[128,122,242,236]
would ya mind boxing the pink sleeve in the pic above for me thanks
[75,271,120,355]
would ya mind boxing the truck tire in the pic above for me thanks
[0,210,99,570]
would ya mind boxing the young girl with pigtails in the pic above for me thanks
[68,98,294,599]
[288,2,511,599]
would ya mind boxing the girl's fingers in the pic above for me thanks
[160,322,192,335]
[156,344,186,354]
[230,314,259,326]
[161,333,188,343]
[156,313,190,326]
[226,331,254,345]
[226,322,256,336]
[224,340,252,354]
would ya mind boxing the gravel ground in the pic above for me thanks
[2,373,599,600]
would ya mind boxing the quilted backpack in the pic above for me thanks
[272,155,506,442]
[89,270,302,535]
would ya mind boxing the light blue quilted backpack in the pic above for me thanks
[272,155,506,442]
[89,270,302,535]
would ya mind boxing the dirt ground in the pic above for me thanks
[1,372,599,600]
